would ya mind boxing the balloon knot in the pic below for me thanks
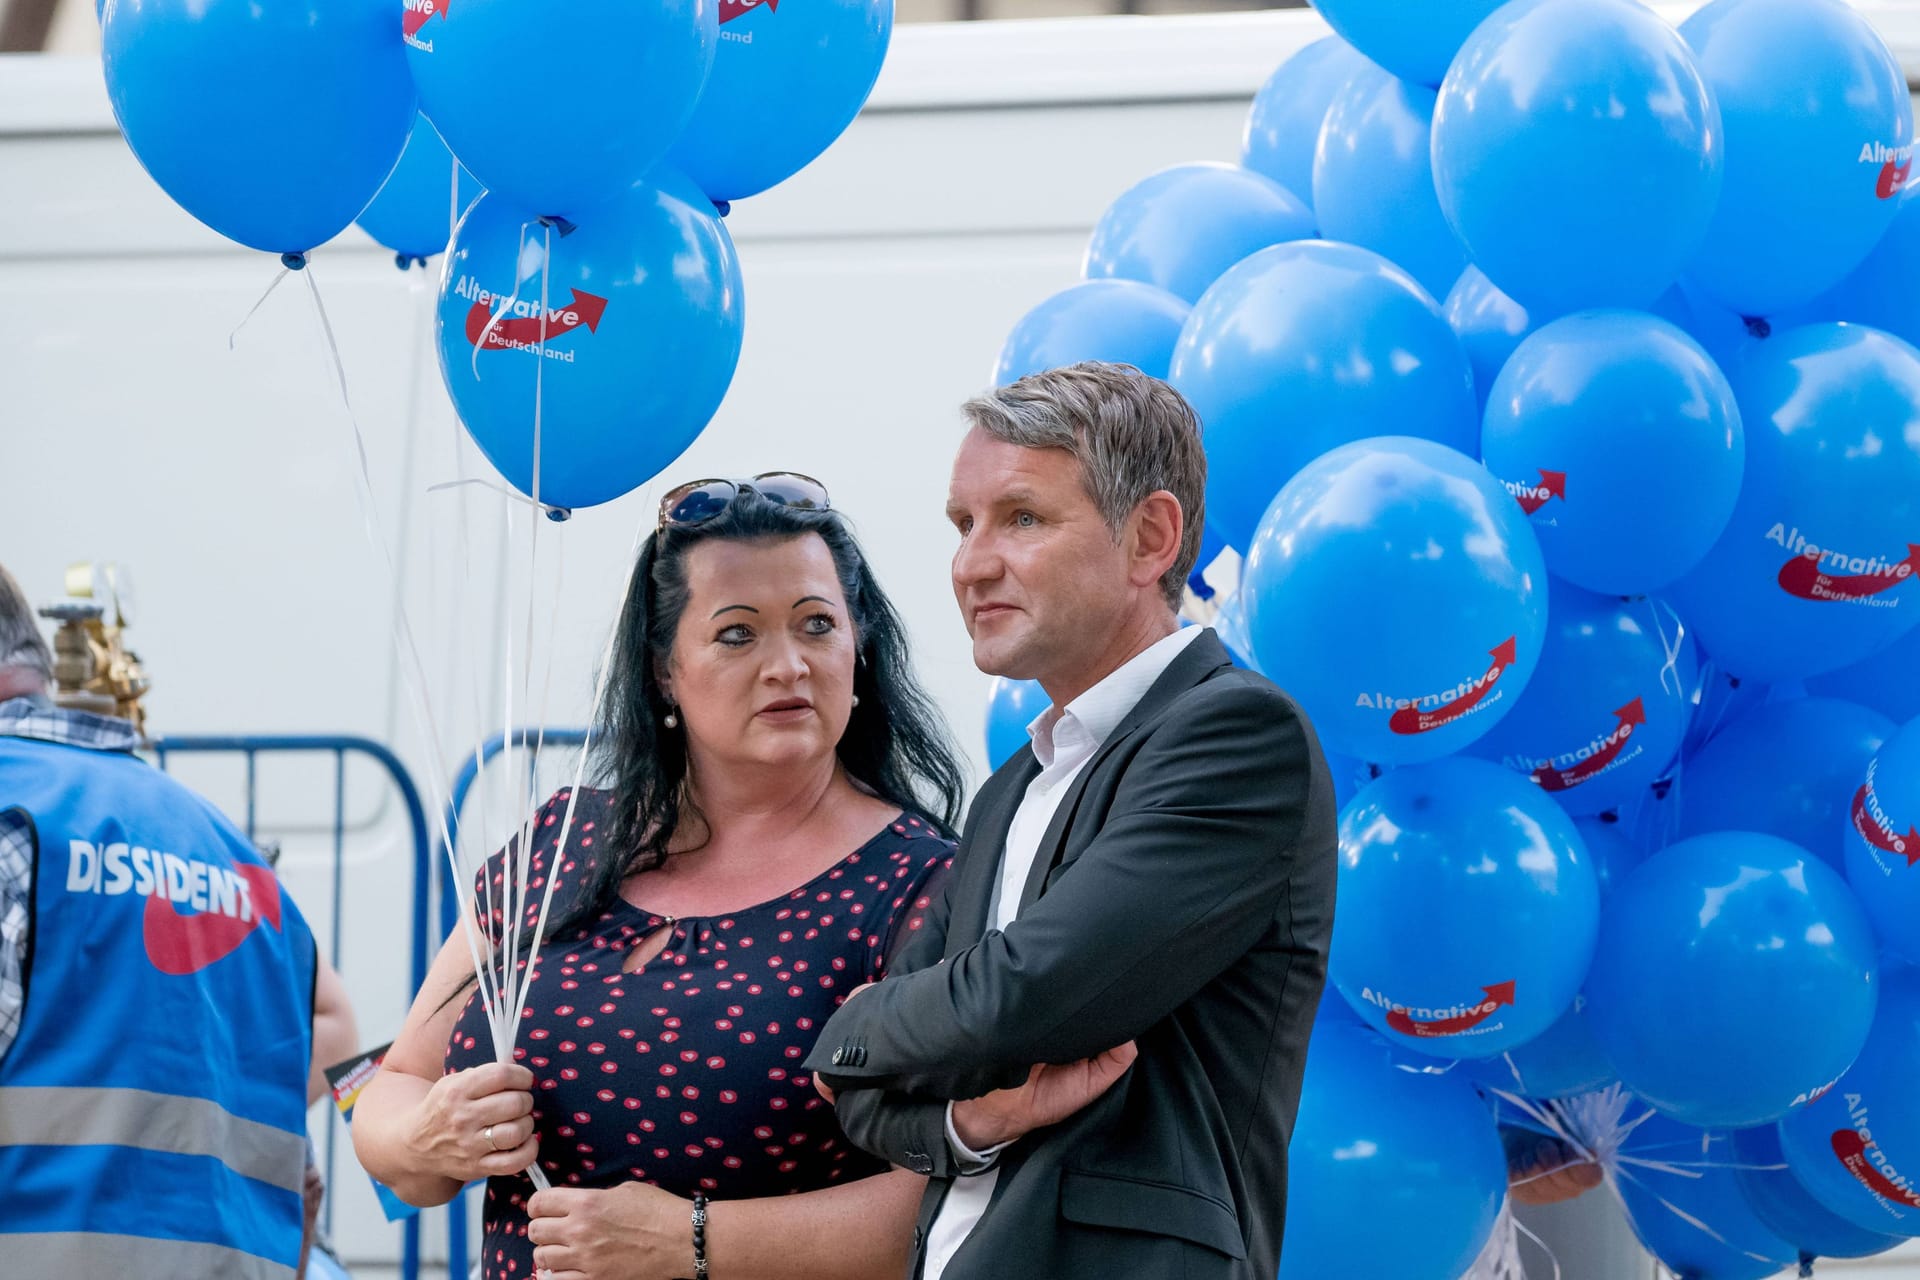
[544,505,573,523]
[713,199,732,219]
[280,252,308,272]
[538,215,578,238]
[1798,1253,1815,1278]
[1186,568,1216,600]
[1742,315,1773,339]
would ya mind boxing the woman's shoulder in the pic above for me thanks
[849,811,955,892]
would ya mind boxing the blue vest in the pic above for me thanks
[0,733,316,1280]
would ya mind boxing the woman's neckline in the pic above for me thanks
[612,809,920,924]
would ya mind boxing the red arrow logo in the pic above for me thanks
[1509,470,1566,516]
[1389,638,1518,736]
[403,0,447,39]
[1879,158,1911,200]
[142,862,282,976]
[1385,981,1516,1038]
[465,289,609,350]
[1833,1129,1920,1210]
[1778,544,1920,602]
[1852,785,1920,866]
[1532,698,1647,793]
[721,0,777,22]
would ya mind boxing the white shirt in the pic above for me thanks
[923,626,1206,1280]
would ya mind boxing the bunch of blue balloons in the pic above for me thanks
[985,0,1920,1274]
[101,0,897,511]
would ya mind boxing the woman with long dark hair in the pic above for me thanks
[354,474,969,1279]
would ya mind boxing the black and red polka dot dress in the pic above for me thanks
[445,788,953,1280]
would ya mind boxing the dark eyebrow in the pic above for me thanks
[711,604,760,619]
[793,596,834,609]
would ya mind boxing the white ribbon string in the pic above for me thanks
[260,267,502,1041]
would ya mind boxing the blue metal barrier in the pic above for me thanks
[432,728,590,1280]
[152,735,434,1280]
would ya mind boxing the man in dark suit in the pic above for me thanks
[806,362,1337,1279]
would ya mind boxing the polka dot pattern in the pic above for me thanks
[446,788,953,1279]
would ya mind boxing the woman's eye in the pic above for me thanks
[804,613,838,636]
[717,625,753,646]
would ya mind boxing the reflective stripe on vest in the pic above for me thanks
[2,1231,296,1280]
[0,1085,306,1194]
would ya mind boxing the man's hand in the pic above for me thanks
[1504,1132,1603,1207]
[952,1042,1139,1151]
[527,1183,691,1280]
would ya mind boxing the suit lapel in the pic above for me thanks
[1015,631,1235,914]
[946,751,1040,959]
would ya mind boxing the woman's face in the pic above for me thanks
[661,533,858,776]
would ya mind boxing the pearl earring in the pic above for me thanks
[851,694,861,708]
[664,708,679,729]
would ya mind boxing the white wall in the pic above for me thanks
[4,7,1919,1273]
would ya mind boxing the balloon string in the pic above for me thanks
[1496,1087,1789,1267]
[427,476,569,518]
[228,266,292,352]
[277,266,501,1036]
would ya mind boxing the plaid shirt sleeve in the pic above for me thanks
[0,807,31,1065]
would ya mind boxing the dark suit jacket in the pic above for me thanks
[805,631,1337,1280]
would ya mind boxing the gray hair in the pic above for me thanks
[962,361,1207,608]
[0,562,53,688]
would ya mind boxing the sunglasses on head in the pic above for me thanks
[657,471,831,532]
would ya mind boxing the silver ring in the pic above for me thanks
[484,1124,505,1151]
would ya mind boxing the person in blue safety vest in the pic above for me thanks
[0,559,329,1280]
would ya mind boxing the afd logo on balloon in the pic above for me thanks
[1767,523,1918,606]
[1860,140,1914,199]
[454,274,610,363]
[402,0,445,52]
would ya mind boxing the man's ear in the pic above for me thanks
[1128,490,1185,592]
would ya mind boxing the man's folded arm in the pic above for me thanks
[806,680,1322,1102]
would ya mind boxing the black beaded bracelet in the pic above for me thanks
[691,1192,709,1280]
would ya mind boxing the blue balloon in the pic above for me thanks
[1481,312,1745,596]
[1241,437,1546,764]
[1733,1124,1903,1262]
[1788,190,1920,349]
[1242,36,1373,208]
[1313,63,1467,300]
[355,113,482,267]
[1579,814,1648,903]
[1320,750,1380,813]
[1846,716,1920,964]
[1170,242,1478,551]
[1468,584,1697,817]
[984,676,1048,771]
[669,0,889,203]
[991,281,1189,385]
[1680,696,1895,871]
[1779,964,1920,1236]
[1807,626,1920,726]
[1443,266,1533,412]
[1585,832,1879,1128]
[1279,1021,1507,1279]
[101,0,412,257]
[1083,163,1315,306]
[1465,994,1616,1100]
[1332,758,1599,1059]
[1432,0,1722,314]
[437,176,743,510]
[1617,1113,1798,1280]
[1665,324,1920,682]
[406,0,713,218]
[1306,0,1503,88]
[1681,0,1914,317]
